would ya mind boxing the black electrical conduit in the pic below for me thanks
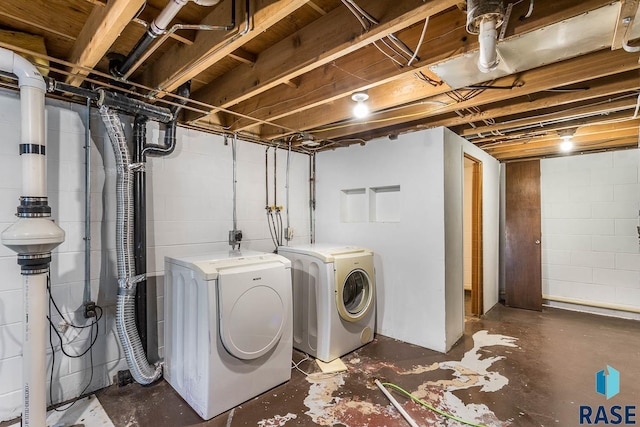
[132,80,190,354]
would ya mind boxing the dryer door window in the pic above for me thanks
[338,269,373,322]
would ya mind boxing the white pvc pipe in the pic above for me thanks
[192,0,222,5]
[23,272,48,427]
[375,380,420,427]
[0,47,63,427]
[152,0,189,35]
[20,87,47,197]
[0,49,47,198]
[478,17,499,73]
[152,0,221,35]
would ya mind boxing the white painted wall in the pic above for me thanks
[443,128,500,349]
[541,149,640,320]
[315,128,500,353]
[0,88,310,422]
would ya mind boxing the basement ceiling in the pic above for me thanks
[0,0,639,161]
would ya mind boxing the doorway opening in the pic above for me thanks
[464,155,483,317]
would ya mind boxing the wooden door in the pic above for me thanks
[465,155,484,316]
[505,160,542,311]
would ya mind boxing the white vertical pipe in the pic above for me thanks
[0,47,63,427]
[23,272,48,427]
[0,49,48,197]
[21,87,47,197]
[477,17,499,72]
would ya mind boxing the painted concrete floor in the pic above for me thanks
[92,304,640,427]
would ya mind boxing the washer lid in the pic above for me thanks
[218,261,290,360]
[165,250,290,280]
[278,244,372,263]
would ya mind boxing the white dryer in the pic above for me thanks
[277,244,375,362]
[164,251,292,420]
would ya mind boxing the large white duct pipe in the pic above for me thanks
[466,0,504,73]
[0,47,65,427]
[477,17,499,72]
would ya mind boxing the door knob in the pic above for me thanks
[535,240,540,245]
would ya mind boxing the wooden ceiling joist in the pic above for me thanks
[210,0,616,134]
[65,0,146,87]
[470,111,640,145]
[188,0,459,120]
[300,47,640,141]
[434,72,640,131]
[460,97,639,138]
[142,0,310,95]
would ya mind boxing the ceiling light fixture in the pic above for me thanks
[558,128,576,152]
[351,92,370,119]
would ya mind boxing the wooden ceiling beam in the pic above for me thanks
[142,0,309,95]
[483,127,638,160]
[198,0,613,130]
[612,0,639,50]
[228,48,257,65]
[461,97,639,138]
[65,0,146,86]
[471,111,640,145]
[188,0,459,117]
[213,8,462,130]
[431,72,640,132]
[491,140,640,161]
[300,47,640,141]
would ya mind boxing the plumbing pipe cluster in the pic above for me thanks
[111,0,222,78]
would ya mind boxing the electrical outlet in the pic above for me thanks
[84,301,96,319]
[229,229,243,247]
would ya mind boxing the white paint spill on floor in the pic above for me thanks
[303,330,519,427]
[9,395,114,427]
[257,412,298,426]
[408,331,518,426]
[303,373,345,425]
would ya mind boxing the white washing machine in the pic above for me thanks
[277,244,375,362]
[164,250,292,420]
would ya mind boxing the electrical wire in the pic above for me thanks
[520,0,534,20]
[408,17,429,66]
[381,382,488,427]
[291,353,311,376]
[47,274,103,413]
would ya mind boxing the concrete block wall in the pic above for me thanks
[541,149,640,319]
[0,88,310,422]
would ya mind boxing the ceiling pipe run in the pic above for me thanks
[466,0,505,72]
[0,47,65,427]
[111,0,222,78]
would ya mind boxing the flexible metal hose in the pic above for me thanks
[100,105,162,385]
